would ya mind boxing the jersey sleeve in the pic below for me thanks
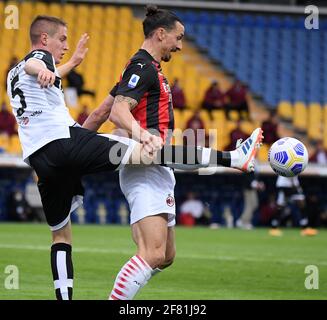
[25,50,55,72]
[115,61,157,102]
[109,82,119,97]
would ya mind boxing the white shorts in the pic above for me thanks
[119,165,176,227]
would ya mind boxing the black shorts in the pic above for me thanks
[29,127,136,230]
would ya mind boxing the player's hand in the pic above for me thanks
[37,69,56,88]
[140,130,163,155]
[70,33,89,67]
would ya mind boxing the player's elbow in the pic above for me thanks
[24,59,44,76]
[24,63,34,76]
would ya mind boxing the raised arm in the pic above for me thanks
[57,33,89,78]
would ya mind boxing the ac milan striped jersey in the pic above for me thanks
[110,49,174,143]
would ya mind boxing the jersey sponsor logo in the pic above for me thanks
[128,74,140,88]
[32,51,46,60]
[137,63,146,68]
[17,116,29,125]
[162,82,170,93]
[30,110,42,117]
[166,194,175,207]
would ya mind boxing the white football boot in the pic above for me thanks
[232,128,264,172]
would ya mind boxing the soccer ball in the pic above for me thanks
[268,137,308,177]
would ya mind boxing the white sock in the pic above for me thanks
[151,268,162,277]
[200,147,211,166]
[230,149,239,168]
[109,255,152,300]
[61,291,69,300]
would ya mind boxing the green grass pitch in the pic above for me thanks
[0,223,326,300]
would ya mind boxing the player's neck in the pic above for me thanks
[31,44,50,54]
[141,41,161,63]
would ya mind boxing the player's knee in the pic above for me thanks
[52,223,72,244]
[163,256,175,269]
[148,250,166,268]
[163,249,176,269]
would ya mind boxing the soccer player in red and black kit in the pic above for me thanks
[83,5,263,300]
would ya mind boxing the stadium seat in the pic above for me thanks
[34,2,48,17]
[7,135,21,154]
[98,121,115,134]
[212,110,226,123]
[0,134,9,153]
[199,110,211,132]
[257,143,269,162]
[240,121,255,135]
[182,109,194,130]
[78,95,95,110]
[68,107,80,121]
[308,103,322,140]
[48,3,62,17]
[228,111,240,121]
[293,102,307,132]
[173,109,183,130]
[277,101,293,121]
[323,105,327,148]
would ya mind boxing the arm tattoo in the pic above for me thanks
[115,95,138,110]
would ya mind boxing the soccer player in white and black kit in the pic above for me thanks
[83,5,264,300]
[6,15,164,300]
[269,176,318,236]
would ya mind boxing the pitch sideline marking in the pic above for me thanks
[0,243,326,266]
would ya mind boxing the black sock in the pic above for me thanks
[51,243,73,300]
[157,145,231,169]
[271,206,283,228]
[209,150,231,167]
[299,207,309,229]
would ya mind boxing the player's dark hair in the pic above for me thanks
[143,5,183,38]
[30,15,67,44]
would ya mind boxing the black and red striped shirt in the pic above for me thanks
[110,49,174,143]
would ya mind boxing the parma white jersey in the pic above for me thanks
[7,49,75,163]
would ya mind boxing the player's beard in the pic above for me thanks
[162,52,172,62]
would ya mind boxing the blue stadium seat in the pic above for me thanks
[254,15,267,28]
[226,13,241,27]
[320,18,327,30]
[198,11,211,24]
[268,16,283,29]
[212,13,226,26]
[242,14,255,27]
[186,10,324,107]
[283,15,297,29]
